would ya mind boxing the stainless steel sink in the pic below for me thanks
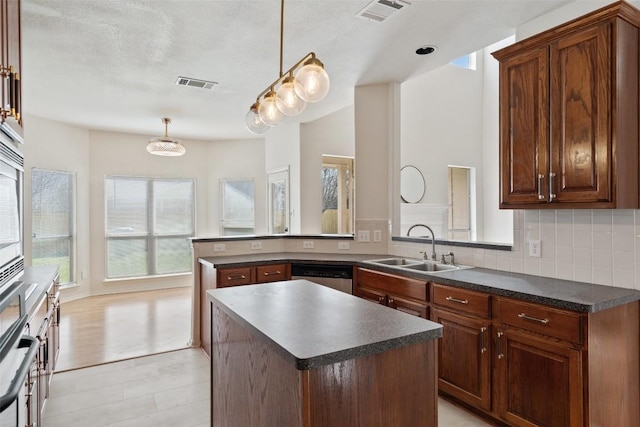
[366,258,422,266]
[365,257,472,273]
[402,262,461,272]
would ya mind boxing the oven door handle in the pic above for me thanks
[0,335,38,412]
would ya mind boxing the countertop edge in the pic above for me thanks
[199,253,640,314]
[207,283,442,370]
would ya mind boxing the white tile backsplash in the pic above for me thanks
[393,209,640,290]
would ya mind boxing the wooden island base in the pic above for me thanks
[210,303,438,427]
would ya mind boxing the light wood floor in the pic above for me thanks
[57,287,192,371]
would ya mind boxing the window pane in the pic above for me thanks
[32,169,75,284]
[221,179,255,235]
[154,180,194,234]
[107,238,148,278]
[155,237,191,274]
[105,178,148,234]
[105,176,195,279]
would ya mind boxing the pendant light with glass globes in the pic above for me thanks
[245,0,330,135]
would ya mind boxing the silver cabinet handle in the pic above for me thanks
[445,296,469,305]
[497,331,504,359]
[518,312,549,324]
[480,327,487,354]
[549,172,556,201]
[537,174,545,200]
[227,275,246,280]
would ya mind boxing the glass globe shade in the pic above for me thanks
[245,104,270,134]
[294,58,330,103]
[258,91,285,126]
[276,76,306,116]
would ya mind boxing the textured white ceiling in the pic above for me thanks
[21,0,575,141]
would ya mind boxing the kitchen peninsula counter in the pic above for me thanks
[207,280,442,426]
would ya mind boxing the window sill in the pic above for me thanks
[103,271,192,283]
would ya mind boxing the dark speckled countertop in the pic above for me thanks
[207,280,443,370]
[200,252,640,313]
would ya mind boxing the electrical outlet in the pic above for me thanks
[357,230,370,242]
[250,241,262,250]
[373,230,382,242]
[213,243,226,252]
[338,241,350,250]
[303,240,314,249]
[529,240,541,258]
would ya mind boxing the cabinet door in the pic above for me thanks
[495,328,583,427]
[550,23,610,204]
[431,308,490,411]
[499,46,549,206]
[388,294,428,318]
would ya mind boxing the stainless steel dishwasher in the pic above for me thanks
[290,263,353,294]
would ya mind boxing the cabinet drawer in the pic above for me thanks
[357,268,428,301]
[256,263,288,283]
[494,297,582,344]
[218,267,253,287]
[432,283,491,318]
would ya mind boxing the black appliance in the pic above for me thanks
[0,281,38,427]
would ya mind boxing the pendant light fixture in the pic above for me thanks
[146,117,186,156]
[245,0,330,134]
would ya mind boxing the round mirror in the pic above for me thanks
[400,165,425,203]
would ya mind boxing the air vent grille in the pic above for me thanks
[175,76,218,90]
[0,258,24,288]
[0,139,24,169]
[356,0,409,22]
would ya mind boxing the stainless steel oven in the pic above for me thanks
[0,281,39,427]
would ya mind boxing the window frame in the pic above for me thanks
[31,168,77,286]
[105,175,195,279]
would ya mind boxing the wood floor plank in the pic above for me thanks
[56,287,192,371]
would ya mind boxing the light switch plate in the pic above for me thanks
[529,240,541,258]
[373,230,382,242]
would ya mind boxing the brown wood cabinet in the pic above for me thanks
[494,297,584,427]
[493,2,640,209]
[0,0,23,142]
[200,261,291,357]
[431,284,491,411]
[355,268,428,318]
[426,284,639,427]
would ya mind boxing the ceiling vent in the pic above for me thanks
[175,76,218,90]
[356,0,410,22]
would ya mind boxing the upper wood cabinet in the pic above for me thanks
[493,2,640,209]
[0,0,23,143]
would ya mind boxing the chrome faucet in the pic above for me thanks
[406,224,437,261]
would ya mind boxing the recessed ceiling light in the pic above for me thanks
[416,46,437,55]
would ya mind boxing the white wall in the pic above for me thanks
[481,37,514,244]
[300,105,355,234]
[23,115,92,301]
[265,124,301,233]
[23,117,267,298]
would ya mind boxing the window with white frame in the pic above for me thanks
[105,176,194,279]
[220,179,255,236]
[32,169,76,285]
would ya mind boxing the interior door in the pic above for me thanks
[267,167,290,234]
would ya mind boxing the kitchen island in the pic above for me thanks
[207,279,443,427]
